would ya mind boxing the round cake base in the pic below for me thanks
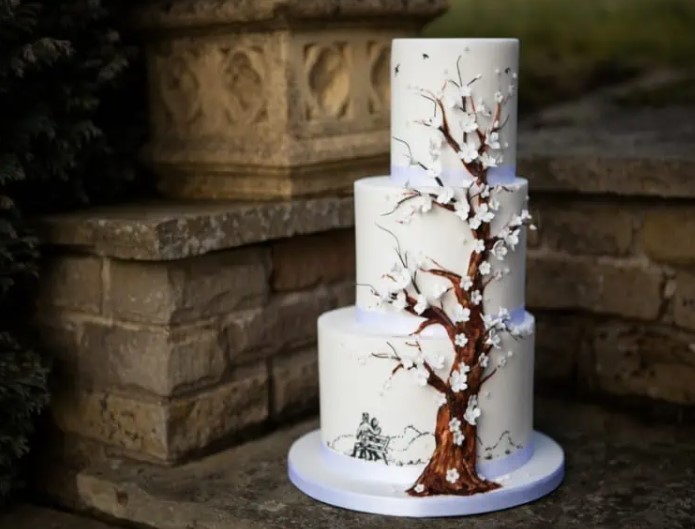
[288,430,564,517]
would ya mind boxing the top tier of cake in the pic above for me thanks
[390,38,519,188]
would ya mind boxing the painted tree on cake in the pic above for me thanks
[369,58,534,496]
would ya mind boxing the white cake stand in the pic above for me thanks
[288,429,564,517]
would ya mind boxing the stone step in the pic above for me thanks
[0,505,122,529]
[59,399,694,529]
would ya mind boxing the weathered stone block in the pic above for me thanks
[270,347,318,417]
[41,314,226,397]
[222,282,353,364]
[37,197,354,261]
[537,201,633,256]
[673,270,695,331]
[108,247,269,324]
[135,0,446,199]
[38,255,103,314]
[52,364,269,462]
[534,313,583,384]
[527,252,663,320]
[271,229,355,291]
[585,321,695,404]
[643,208,695,264]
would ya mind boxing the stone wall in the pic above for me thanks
[36,198,354,464]
[35,81,695,472]
[520,89,695,406]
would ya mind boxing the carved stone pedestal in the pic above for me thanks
[137,0,447,199]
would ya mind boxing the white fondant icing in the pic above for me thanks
[391,39,519,187]
[354,176,528,319]
[318,307,535,466]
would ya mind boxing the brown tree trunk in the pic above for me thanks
[407,399,500,496]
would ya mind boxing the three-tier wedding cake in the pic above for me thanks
[288,38,564,517]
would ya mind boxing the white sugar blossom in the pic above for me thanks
[486,331,501,349]
[450,365,470,393]
[471,290,483,305]
[388,263,411,292]
[486,131,501,150]
[460,275,473,291]
[494,91,504,103]
[498,356,507,368]
[507,350,514,358]
[479,352,489,368]
[436,393,447,407]
[414,484,425,494]
[454,198,470,221]
[482,313,497,330]
[480,152,498,169]
[452,303,471,323]
[472,239,485,254]
[431,282,448,300]
[479,261,492,276]
[479,185,490,198]
[464,395,482,425]
[459,84,472,98]
[475,97,490,115]
[491,240,508,261]
[392,291,407,311]
[469,203,495,230]
[414,294,428,315]
[446,468,460,484]
[521,209,532,222]
[436,186,454,205]
[453,430,465,446]
[449,417,462,432]
[427,159,443,178]
[412,365,429,386]
[444,91,459,109]
[425,351,445,370]
[417,194,433,213]
[489,197,500,211]
[458,140,479,163]
[455,333,468,347]
[459,112,479,133]
[500,227,520,250]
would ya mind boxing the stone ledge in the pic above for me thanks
[518,80,695,198]
[134,0,448,30]
[53,398,694,529]
[36,196,354,260]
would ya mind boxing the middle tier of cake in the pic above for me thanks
[355,176,529,327]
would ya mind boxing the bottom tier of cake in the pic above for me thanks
[318,306,535,479]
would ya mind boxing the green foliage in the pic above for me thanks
[425,0,695,112]
[0,0,144,503]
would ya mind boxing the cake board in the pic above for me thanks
[288,430,564,517]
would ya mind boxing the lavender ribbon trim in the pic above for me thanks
[391,164,516,188]
[355,306,527,336]
[319,441,533,484]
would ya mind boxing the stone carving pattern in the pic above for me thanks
[150,40,267,139]
[219,45,267,126]
[304,42,351,121]
[152,41,203,135]
[368,41,390,115]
